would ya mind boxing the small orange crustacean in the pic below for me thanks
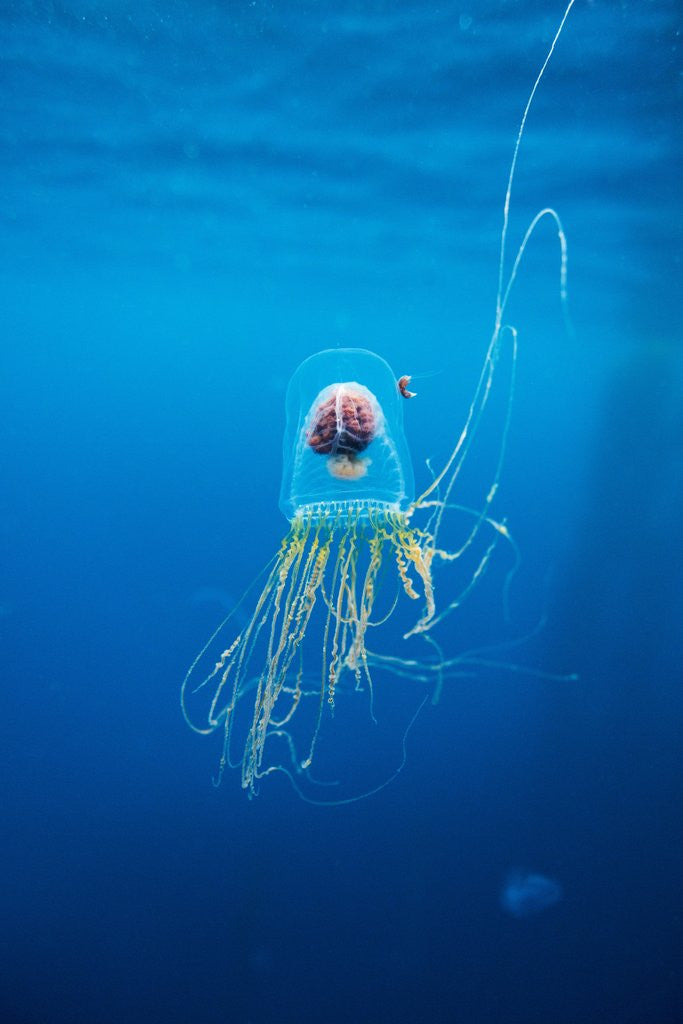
[397,374,417,399]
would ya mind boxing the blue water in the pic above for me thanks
[2,1,682,1021]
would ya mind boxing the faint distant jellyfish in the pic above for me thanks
[500,871,563,919]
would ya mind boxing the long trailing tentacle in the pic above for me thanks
[406,0,576,637]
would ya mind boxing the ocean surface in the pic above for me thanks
[1,1,682,1022]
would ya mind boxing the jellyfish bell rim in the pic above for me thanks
[290,497,406,523]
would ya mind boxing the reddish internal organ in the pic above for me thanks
[307,387,376,456]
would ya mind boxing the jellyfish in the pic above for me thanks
[181,0,577,800]
[181,329,573,800]
[500,871,563,919]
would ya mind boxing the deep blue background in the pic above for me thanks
[1,2,682,1022]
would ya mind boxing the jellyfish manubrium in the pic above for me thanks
[181,0,576,800]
